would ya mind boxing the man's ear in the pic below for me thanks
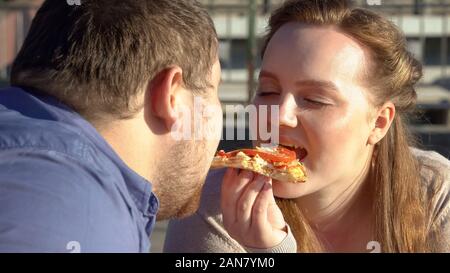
[147,66,184,131]
[367,102,396,146]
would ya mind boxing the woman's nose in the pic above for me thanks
[279,94,298,128]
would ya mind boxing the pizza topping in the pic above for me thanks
[235,151,251,160]
[253,154,270,167]
[217,150,227,157]
[215,146,296,163]
[212,147,307,183]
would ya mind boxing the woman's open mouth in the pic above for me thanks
[279,144,308,162]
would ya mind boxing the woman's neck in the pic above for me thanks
[295,156,374,251]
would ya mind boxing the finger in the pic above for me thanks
[251,178,273,237]
[267,185,286,231]
[222,169,254,207]
[253,179,286,233]
[221,168,238,201]
[223,167,235,181]
[236,174,269,229]
[221,169,254,227]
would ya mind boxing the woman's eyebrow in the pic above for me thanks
[259,70,340,93]
[259,70,279,81]
[295,79,340,93]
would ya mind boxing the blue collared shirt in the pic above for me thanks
[0,86,159,253]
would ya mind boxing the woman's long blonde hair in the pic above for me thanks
[265,0,441,252]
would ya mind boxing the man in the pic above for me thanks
[0,0,222,252]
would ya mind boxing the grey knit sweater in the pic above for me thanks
[164,148,450,253]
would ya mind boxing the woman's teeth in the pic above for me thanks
[280,144,308,161]
[280,143,301,149]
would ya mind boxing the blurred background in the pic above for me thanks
[0,0,449,252]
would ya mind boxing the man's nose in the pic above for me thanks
[279,93,298,128]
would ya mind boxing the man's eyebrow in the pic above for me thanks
[295,79,339,92]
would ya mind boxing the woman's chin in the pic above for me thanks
[272,179,312,199]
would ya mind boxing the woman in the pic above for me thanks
[164,0,450,252]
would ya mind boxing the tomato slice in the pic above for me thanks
[216,146,296,163]
[217,150,227,157]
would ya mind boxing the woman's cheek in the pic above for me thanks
[302,109,353,174]
[315,112,368,180]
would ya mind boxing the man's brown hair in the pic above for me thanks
[10,0,218,120]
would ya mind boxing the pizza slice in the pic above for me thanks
[211,146,307,183]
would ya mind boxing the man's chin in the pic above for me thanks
[155,187,203,221]
[174,206,199,219]
[155,203,200,221]
[174,189,202,219]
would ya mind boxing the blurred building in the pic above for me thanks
[0,0,42,80]
[1,0,449,84]
[198,0,450,83]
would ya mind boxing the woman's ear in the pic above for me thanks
[146,66,184,131]
[367,102,396,146]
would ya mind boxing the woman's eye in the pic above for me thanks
[304,98,329,106]
[305,98,322,104]
[256,91,279,97]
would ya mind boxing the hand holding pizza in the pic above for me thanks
[220,168,288,249]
